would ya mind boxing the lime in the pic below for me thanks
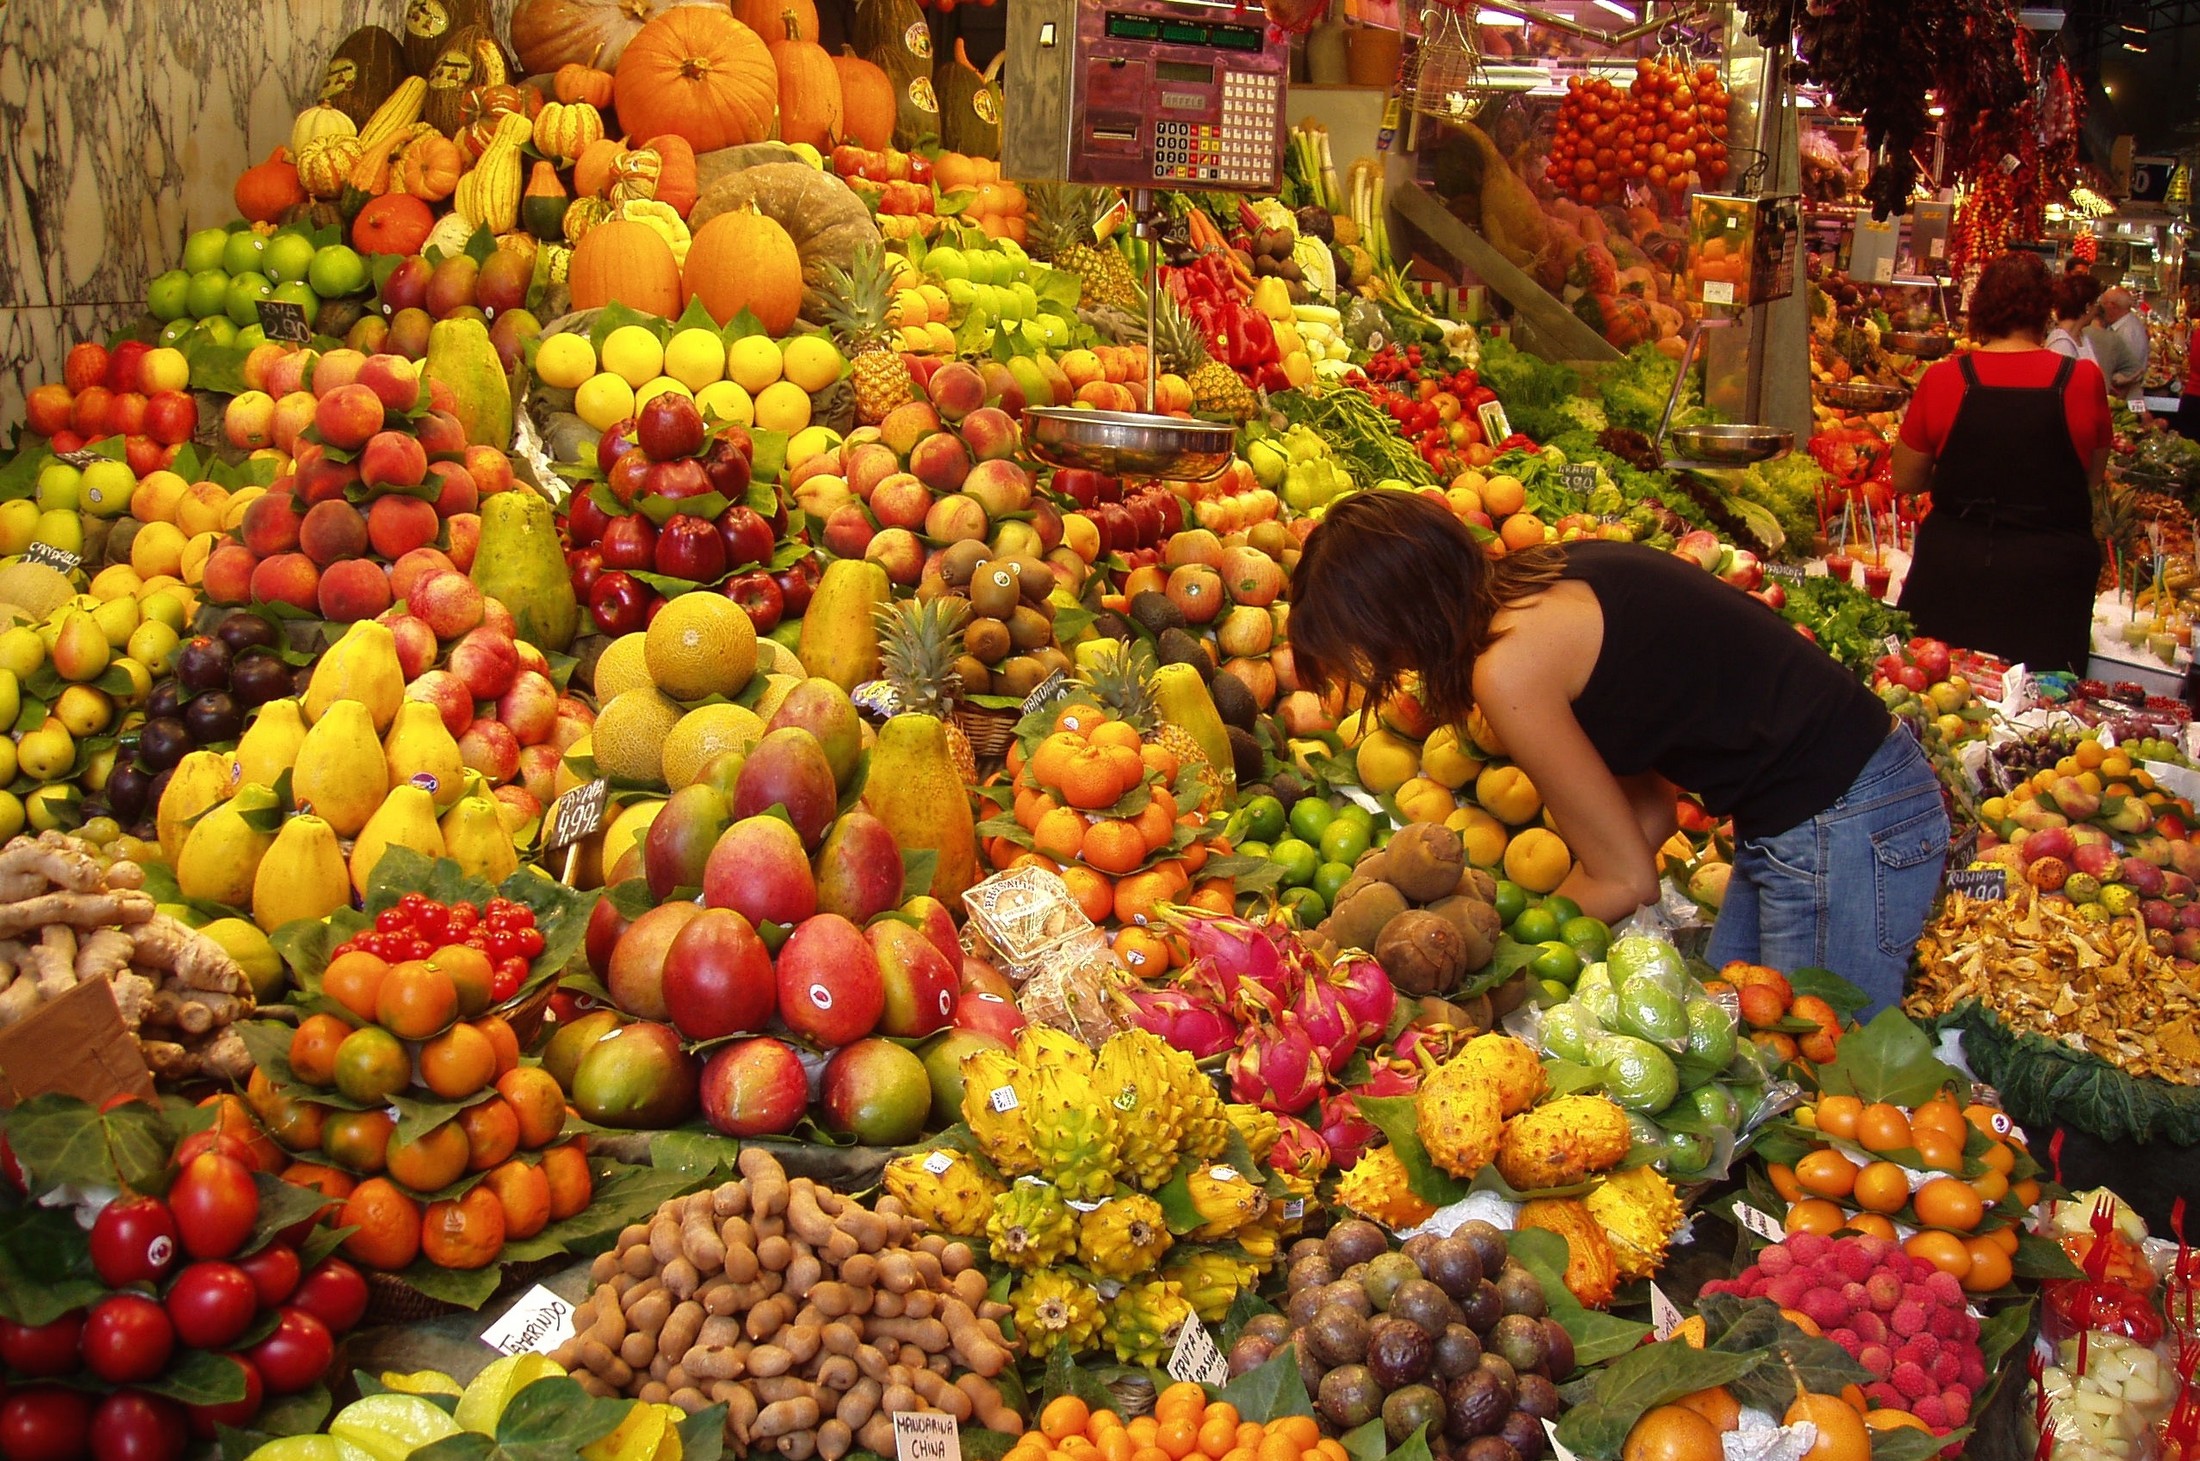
[1539,979,1574,1003]
[1593,1033,1680,1114]
[1271,838,1319,888]
[1333,801,1378,831]
[181,226,230,274]
[222,229,270,277]
[1687,1083,1740,1129]
[1560,915,1611,962]
[147,269,192,321]
[1541,1002,1601,1063]
[1491,879,1528,926]
[1665,1128,1712,1175]
[1279,886,1327,923]
[1575,964,1619,1024]
[1529,940,1582,986]
[1318,818,1371,866]
[1239,794,1287,843]
[1683,995,1738,1068]
[1288,797,1337,843]
[1508,906,1559,946]
[1312,860,1355,907]
[1541,894,1583,924]
[1236,841,1271,862]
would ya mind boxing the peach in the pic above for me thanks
[444,512,481,573]
[355,353,422,414]
[300,499,369,567]
[841,441,900,502]
[1058,349,1103,389]
[406,669,474,737]
[241,492,304,557]
[264,348,317,400]
[821,504,876,559]
[792,474,852,522]
[459,717,522,785]
[550,698,596,753]
[415,409,466,457]
[368,494,440,561]
[959,407,1020,463]
[175,482,232,539]
[518,744,563,806]
[923,494,988,545]
[496,670,560,747]
[313,383,385,451]
[427,377,459,416]
[878,402,939,458]
[269,391,320,454]
[226,391,275,451]
[462,446,512,495]
[908,433,971,493]
[379,610,438,680]
[202,544,259,606]
[864,527,924,586]
[409,569,485,640]
[869,473,932,531]
[318,558,394,622]
[1219,545,1283,606]
[359,430,427,489]
[513,640,549,679]
[492,784,543,836]
[310,348,367,393]
[961,459,1031,520]
[478,595,515,640]
[448,627,519,700]
[428,462,477,517]
[389,547,456,602]
[250,552,322,614]
[241,343,286,393]
[925,361,986,422]
[293,448,360,506]
[976,362,1026,417]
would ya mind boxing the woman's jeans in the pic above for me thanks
[1705,730,1948,1015]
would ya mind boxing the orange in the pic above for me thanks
[458,1096,522,1171]
[1029,731,1085,789]
[1098,743,1144,794]
[1753,1031,1800,1063]
[1230,1422,1259,1449]
[1856,1102,1913,1152]
[340,1177,423,1270]
[1813,1094,1863,1140]
[1033,806,1090,863]
[1961,1102,2007,1137]
[1154,1385,1208,1426]
[1674,1387,1740,1432]
[1004,743,1027,778]
[1981,1224,2020,1255]
[1780,1308,1823,1336]
[1316,1442,1347,1461]
[1197,1418,1237,1459]
[431,943,495,1017]
[333,1025,410,1105]
[1910,1095,1968,1142]
[1795,1149,1861,1200]
[1041,1397,1091,1443]
[195,1092,283,1173]
[1621,1404,1724,1461]
[1852,1161,1911,1214]
[1914,1176,1984,1231]
[1133,798,1177,854]
[1113,870,1178,926]
[1903,1230,1972,1280]
[1089,720,1142,752]
[1842,1213,1898,1241]
[1839,1386,1869,1416]
[323,950,390,1022]
[1256,1435,1299,1461]
[1784,1198,1845,1235]
[1083,818,1151,876]
[419,1022,498,1099]
[1863,1411,1929,1434]
[1972,1168,2011,1204]
[321,1108,395,1173]
[1054,705,1107,736]
[1131,1447,1170,1461]
[1140,744,1180,781]
[376,960,459,1039]
[1060,864,1117,923]
[1961,1236,2013,1292]
[1156,1420,1198,1460]
[1178,835,1208,874]
[1980,1141,2016,1175]
[1784,1394,1870,1461]
[1097,1430,1134,1461]
[421,1186,506,1270]
[1270,1419,1318,1452]
[1112,926,1174,975]
[482,1158,552,1240]
[1061,748,1128,810]
[1184,880,1233,915]
[288,1013,354,1088]
[385,1119,471,1193]
[1911,1129,1963,1173]
[497,1066,569,1149]
[281,1161,356,1202]
[539,1139,593,1219]
[476,1016,521,1078]
[2014,1177,2041,1206]
[1767,1163,1804,1202]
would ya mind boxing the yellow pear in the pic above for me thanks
[440,794,519,885]
[234,698,308,790]
[293,699,389,837]
[350,784,444,897]
[157,750,236,865]
[253,814,352,933]
[49,609,111,684]
[305,619,404,731]
[176,782,280,907]
[384,701,466,810]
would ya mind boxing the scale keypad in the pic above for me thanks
[1148,73,1279,186]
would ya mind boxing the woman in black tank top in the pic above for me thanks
[1289,491,1947,1013]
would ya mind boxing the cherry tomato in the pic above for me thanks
[0,1311,83,1377]
[88,1196,179,1290]
[237,1244,301,1308]
[249,1308,335,1395]
[0,1387,93,1461]
[81,1294,174,1386]
[88,1392,187,1461]
[167,1152,258,1260]
[165,1261,259,1351]
[185,1356,265,1441]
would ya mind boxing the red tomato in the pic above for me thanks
[0,1312,83,1378]
[237,1244,301,1308]
[248,1308,335,1395]
[88,1197,179,1290]
[88,1392,187,1461]
[185,1356,265,1441]
[81,1295,174,1386]
[165,1262,259,1351]
[0,1387,93,1461]
[167,1152,258,1261]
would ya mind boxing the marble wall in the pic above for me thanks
[0,1,513,429]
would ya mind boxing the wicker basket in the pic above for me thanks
[954,704,1021,762]
[495,976,560,1050]
[1402,5,1488,122]
[362,1254,571,1326]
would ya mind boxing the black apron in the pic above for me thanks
[1897,353,2100,674]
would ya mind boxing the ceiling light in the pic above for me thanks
[2121,20,2146,32]
[2123,40,2147,51]
[1928,104,1944,115]
[1592,0,1637,17]
[1474,9,1526,24]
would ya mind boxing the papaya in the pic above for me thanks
[472,490,579,652]
[424,315,512,447]
[797,559,891,691]
[864,714,977,904]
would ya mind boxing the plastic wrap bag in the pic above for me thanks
[1016,931,1142,1046]
[1603,934,1693,1052]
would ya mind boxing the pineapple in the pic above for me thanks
[1153,289,1256,423]
[1028,182,1142,312]
[1083,638,1227,810]
[819,242,913,425]
[874,598,978,784]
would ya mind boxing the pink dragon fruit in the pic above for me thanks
[1291,978,1358,1074]
[1228,1015,1327,1115]
[1328,954,1398,1043]
[1319,1061,1418,1168]
[1128,985,1237,1059]
[1171,911,1294,1008]
[1268,1114,1330,1183]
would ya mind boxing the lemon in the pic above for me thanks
[90,564,143,602]
[574,372,637,432]
[726,335,785,393]
[645,594,759,702]
[635,374,694,409]
[753,380,812,433]
[593,632,654,701]
[600,324,666,387]
[695,379,755,428]
[786,424,841,466]
[781,335,846,392]
[535,332,598,389]
[664,327,727,389]
[663,703,766,789]
[594,688,685,785]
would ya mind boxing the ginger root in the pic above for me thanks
[0,889,153,940]
[74,928,135,984]
[129,916,247,994]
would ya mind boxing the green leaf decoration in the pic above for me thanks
[1698,1294,1870,1415]
[1505,1228,1652,1371]
[499,1159,705,1264]
[1042,1342,1126,1414]
[244,1170,341,1256]
[2,1091,174,1194]
[1208,1342,1315,1421]
[1337,1420,1387,1461]
[1350,1095,1471,1207]
[1813,1008,1964,1108]
[1870,1425,1969,1461]
[635,490,731,527]
[0,1203,107,1326]
[900,847,940,902]
[1785,967,1870,1017]
[678,1406,729,1461]
[140,1345,251,1405]
[1219,1285,1276,1346]
[383,1254,505,1310]
[962,1432,1022,1461]
[1552,1331,1761,1459]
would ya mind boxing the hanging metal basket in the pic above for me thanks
[1401,5,1489,122]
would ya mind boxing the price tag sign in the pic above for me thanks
[1732,1202,1785,1241]
[1701,279,1736,306]
[1166,1317,1229,1386]
[1873,256,1895,283]
[1649,1283,1683,1339]
[893,1411,962,1461]
[1020,668,1071,718]
[1999,662,2032,714]
[1764,561,1806,583]
[53,449,102,469]
[1944,867,2008,900]
[1476,401,1513,445]
[480,1284,576,1356]
[23,542,81,574]
[1883,636,1904,657]
[1557,464,1599,495]
[542,778,609,851]
[256,299,313,344]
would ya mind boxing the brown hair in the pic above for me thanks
[2051,271,2101,324]
[1968,252,2054,343]
[1287,490,1563,726]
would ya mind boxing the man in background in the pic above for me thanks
[2098,288,2150,396]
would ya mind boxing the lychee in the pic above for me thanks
[1891,1300,1929,1337]
[1959,1353,1986,1389]
[1853,1235,1896,1265]
[1914,1396,1950,1431]
[1891,1361,1935,1400]
[1800,1288,1851,1329]
[1765,1273,1811,1310]
[1866,1382,1905,1410]
[1858,1344,1895,1378]
[1924,1271,1965,1306]
[1788,1233,1832,1265]
[1851,1311,1888,1345]
[1942,1388,1970,1424]
[1928,1307,1967,1341]
[1828,1328,1861,1355]
[1757,1246,1795,1276]
[1866,1273,1904,1311]
[1930,1350,1962,1386]
[1840,1280,1869,1312]
[1834,1243,1878,1283]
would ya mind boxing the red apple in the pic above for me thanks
[143,391,198,446]
[25,384,74,437]
[589,572,650,636]
[598,514,658,572]
[725,572,784,634]
[637,393,706,461]
[654,514,728,584]
[714,505,775,570]
[65,342,110,393]
[596,419,639,475]
[644,458,712,503]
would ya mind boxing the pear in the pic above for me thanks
[157,750,236,865]
[441,793,519,885]
[176,782,280,907]
[384,702,466,810]
[305,619,404,731]
[253,814,352,934]
[862,714,977,903]
[90,595,140,650]
[235,698,308,791]
[350,783,444,898]
[294,699,389,837]
[50,610,111,684]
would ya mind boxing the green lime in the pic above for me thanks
[1318,818,1372,866]
[1271,838,1319,888]
[1236,841,1271,862]
[1541,894,1583,924]
[1333,801,1378,831]
[1288,797,1337,843]
[1529,940,1582,986]
[1509,907,1559,946]
[1312,861,1355,907]
[1279,886,1327,923]
[1539,979,1574,1003]
[1560,915,1611,962]
[1240,794,1286,843]
[1492,879,1528,926]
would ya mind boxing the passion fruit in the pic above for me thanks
[1326,1219,1390,1270]
[1317,1365,1383,1431]
[1362,1251,1421,1311]
[1306,1307,1371,1368]
[1424,1235,1486,1299]
[1383,1384,1448,1445]
[1365,1313,1434,1390]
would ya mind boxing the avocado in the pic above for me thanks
[1090,609,1134,644]
[1157,627,1212,680]
[1227,725,1265,789]
[1209,672,1258,731]
[1129,591,1186,636]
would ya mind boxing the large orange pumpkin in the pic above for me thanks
[639,134,700,215]
[614,9,779,154]
[832,50,895,151]
[569,217,685,316]
[684,207,802,332]
[767,13,842,148]
[734,0,816,42]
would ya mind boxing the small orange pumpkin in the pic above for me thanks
[683,206,803,331]
[734,0,817,41]
[613,8,778,153]
[641,134,698,216]
[832,50,895,151]
[573,136,627,197]
[236,147,308,223]
[394,132,464,201]
[569,217,684,316]
[554,62,616,108]
[767,12,842,149]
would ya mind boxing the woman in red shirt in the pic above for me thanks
[1892,251,2112,672]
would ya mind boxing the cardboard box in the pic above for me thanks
[0,978,156,1109]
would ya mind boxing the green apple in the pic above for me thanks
[34,464,80,513]
[79,460,136,519]
[32,509,82,558]
[181,227,230,273]
[222,229,270,277]
[185,268,231,320]
[223,271,273,325]
[234,323,267,348]
[926,247,968,282]
[270,279,320,316]
[943,278,977,317]
[156,318,194,347]
[195,315,239,347]
[147,269,192,322]
[308,243,368,298]
[0,501,38,557]
[262,231,318,284]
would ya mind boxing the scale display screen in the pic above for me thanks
[1156,60,1213,82]
[1104,11,1264,48]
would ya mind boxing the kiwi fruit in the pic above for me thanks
[1130,591,1186,635]
[969,562,1020,619]
[1227,725,1264,788]
[1210,671,1258,730]
[1011,556,1055,603]
[952,654,995,695]
[1090,610,1133,642]
[939,540,989,586]
[995,656,1048,698]
[965,616,1012,665]
[1006,604,1053,652]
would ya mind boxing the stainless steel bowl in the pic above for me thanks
[1814,380,1910,412]
[1889,331,1953,359]
[1024,408,1236,480]
[1666,423,1795,465]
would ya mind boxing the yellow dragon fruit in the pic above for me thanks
[1077,1192,1173,1279]
[1184,1163,1268,1241]
[1014,1272,1104,1359]
[1029,1066,1120,1200]
[1178,1065,1234,1162]
[1226,1104,1280,1161]
[1162,1249,1258,1322]
[1016,1023,1094,1074]
[1103,1278,1194,1366]
[1093,1030,1185,1190]
[1336,1146,1437,1230]
[987,1181,1077,1269]
[882,1148,1003,1239]
[961,1047,1039,1177]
